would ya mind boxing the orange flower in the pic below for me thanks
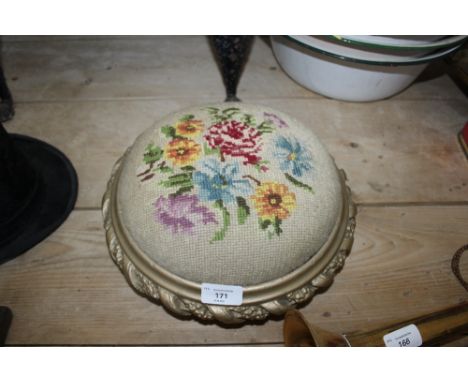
[175,119,204,137]
[251,182,296,221]
[164,138,201,166]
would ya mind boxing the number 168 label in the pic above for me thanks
[383,324,423,347]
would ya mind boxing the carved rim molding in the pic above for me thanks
[102,152,356,324]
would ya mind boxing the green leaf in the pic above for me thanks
[205,107,222,122]
[160,179,193,188]
[206,107,240,123]
[143,144,163,165]
[161,125,176,139]
[210,200,231,243]
[222,107,241,119]
[159,173,192,188]
[284,173,314,194]
[273,217,283,236]
[180,114,195,122]
[157,166,173,174]
[237,207,248,225]
[172,185,194,196]
[222,107,240,114]
[241,113,256,127]
[259,218,272,230]
[257,121,275,134]
[236,197,250,225]
[203,142,220,156]
[168,173,191,181]
[180,165,196,172]
[205,107,220,113]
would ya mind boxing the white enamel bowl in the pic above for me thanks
[271,36,462,102]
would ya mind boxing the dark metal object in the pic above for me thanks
[209,36,254,102]
[0,66,14,122]
[0,306,13,345]
[458,122,468,160]
[451,243,468,291]
[445,42,468,97]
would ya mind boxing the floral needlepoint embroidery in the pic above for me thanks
[204,120,263,165]
[137,143,173,182]
[251,182,296,221]
[274,135,312,177]
[192,158,253,243]
[164,138,201,166]
[264,112,289,129]
[251,182,296,238]
[175,117,204,137]
[154,194,217,234]
[193,158,252,205]
[138,107,315,242]
[274,135,315,193]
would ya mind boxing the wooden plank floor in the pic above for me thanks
[1,36,467,345]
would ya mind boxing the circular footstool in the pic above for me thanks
[102,103,356,324]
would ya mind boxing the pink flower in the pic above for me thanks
[204,120,263,165]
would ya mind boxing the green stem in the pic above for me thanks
[274,216,283,236]
[285,173,314,194]
[236,197,250,225]
[210,200,231,243]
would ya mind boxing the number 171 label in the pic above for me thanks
[201,283,243,306]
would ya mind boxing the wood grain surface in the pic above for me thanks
[3,36,466,102]
[7,98,468,208]
[0,206,466,345]
[1,36,467,345]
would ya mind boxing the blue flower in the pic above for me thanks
[192,158,252,204]
[274,135,313,177]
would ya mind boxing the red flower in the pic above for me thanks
[204,120,263,165]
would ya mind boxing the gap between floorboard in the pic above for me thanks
[10,95,465,104]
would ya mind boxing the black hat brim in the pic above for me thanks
[0,134,78,264]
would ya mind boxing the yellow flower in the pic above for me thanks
[250,182,296,221]
[175,119,204,137]
[164,138,201,166]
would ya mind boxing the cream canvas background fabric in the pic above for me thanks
[116,103,342,285]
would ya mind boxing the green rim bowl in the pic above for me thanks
[327,35,468,51]
[287,35,464,66]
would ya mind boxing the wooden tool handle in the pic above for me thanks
[284,303,468,347]
[346,303,468,347]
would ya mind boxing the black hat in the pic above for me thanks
[0,123,78,264]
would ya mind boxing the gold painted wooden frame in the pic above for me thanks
[102,152,356,324]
